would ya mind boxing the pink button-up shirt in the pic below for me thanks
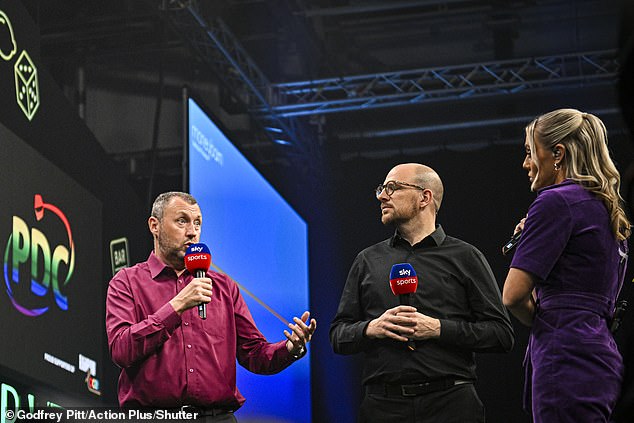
[106,252,293,409]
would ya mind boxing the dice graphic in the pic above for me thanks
[14,50,40,121]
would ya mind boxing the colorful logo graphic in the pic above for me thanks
[84,371,101,396]
[3,194,75,316]
[79,354,101,396]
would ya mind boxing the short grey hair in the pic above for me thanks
[151,191,197,220]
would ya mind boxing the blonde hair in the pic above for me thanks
[526,108,631,241]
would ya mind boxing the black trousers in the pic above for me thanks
[359,383,485,423]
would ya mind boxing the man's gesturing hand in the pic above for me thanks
[284,311,317,358]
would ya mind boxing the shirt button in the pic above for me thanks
[187,344,192,349]
[189,368,194,373]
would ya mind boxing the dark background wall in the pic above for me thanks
[323,138,633,422]
[0,0,151,408]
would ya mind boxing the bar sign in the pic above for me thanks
[110,237,129,276]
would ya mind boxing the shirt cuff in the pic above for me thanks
[361,321,371,337]
[275,340,300,363]
[437,319,457,343]
[290,345,306,360]
[153,302,182,332]
[357,321,373,349]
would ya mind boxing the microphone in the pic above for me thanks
[184,243,212,319]
[502,230,522,256]
[389,263,419,351]
[610,300,628,333]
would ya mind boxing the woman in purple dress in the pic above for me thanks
[503,108,631,422]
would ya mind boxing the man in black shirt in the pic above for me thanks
[330,163,513,423]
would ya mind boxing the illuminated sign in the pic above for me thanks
[0,10,17,61]
[84,371,101,396]
[0,121,104,405]
[14,50,39,120]
[109,237,129,276]
[0,2,105,405]
[0,8,40,121]
[79,355,101,396]
[1,382,61,423]
[2,194,75,316]
[188,97,310,422]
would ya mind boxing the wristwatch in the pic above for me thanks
[290,346,306,360]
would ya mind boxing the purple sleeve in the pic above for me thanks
[510,189,573,281]
[105,269,182,369]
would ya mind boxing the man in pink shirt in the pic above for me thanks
[106,191,316,422]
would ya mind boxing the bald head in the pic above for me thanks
[389,163,444,213]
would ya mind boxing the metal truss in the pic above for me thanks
[159,0,311,153]
[262,49,619,118]
[158,1,617,149]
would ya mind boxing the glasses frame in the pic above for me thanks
[375,180,425,198]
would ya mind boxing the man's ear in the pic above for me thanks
[148,216,159,238]
[420,189,433,208]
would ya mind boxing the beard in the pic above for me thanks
[381,200,418,226]
[157,230,186,269]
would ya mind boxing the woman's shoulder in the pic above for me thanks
[535,180,591,207]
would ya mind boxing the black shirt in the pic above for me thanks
[329,225,514,385]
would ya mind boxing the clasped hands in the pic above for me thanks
[365,305,440,342]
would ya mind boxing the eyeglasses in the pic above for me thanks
[375,180,425,198]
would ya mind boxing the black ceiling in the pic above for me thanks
[20,0,627,179]
[21,2,618,79]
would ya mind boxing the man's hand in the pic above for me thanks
[365,306,417,342]
[396,310,441,340]
[284,311,317,357]
[169,277,213,315]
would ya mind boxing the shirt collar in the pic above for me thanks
[390,224,446,248]
[147,251,178,279]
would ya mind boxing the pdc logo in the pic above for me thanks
[2,194,75,316]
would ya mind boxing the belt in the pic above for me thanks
[538,292,613,318]
[366,379,472,397]
[178,405,234,417]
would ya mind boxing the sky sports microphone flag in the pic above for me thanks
[389,263,419,351]
[185,243,212,319]
[389,263,419,296]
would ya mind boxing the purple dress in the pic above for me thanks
[511,180,626,422]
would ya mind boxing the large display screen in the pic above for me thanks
[187,96,310,423]
[0,123,104,409]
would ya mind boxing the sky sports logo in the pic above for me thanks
[2,194,75,316]
[186,254,209,262]
[393,277,417,286]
